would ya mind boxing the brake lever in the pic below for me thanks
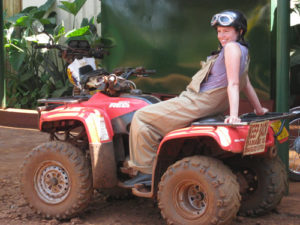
[136,74,149,77]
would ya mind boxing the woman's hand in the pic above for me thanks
[224,115,241,124]
[254,107,269,115]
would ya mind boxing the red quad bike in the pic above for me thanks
[21,44,300,225]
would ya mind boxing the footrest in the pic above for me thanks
[120,167,137,176]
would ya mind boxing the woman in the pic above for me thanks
[122,10,268,188]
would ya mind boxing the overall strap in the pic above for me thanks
[186,54,219,93]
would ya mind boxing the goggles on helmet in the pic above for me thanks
[211,12,237,27]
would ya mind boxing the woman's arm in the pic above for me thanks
[242,75,269,115]
[224,42,242,123]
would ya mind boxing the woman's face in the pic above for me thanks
[217,26,240,47]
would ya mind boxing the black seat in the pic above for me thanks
[191,114,225,126]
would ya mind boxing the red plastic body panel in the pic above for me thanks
[157,124,276,155]
[81,93,149,119]
[39,92,150,144]
[40,106,113,143]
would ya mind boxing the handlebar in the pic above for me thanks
[135,67,156,74]
[83,67,155,96]
[144,69,156,74]
[113,67,156,79]
[34,43,63,50]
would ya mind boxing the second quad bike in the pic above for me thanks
[21,42,300,225]
[289,106,300,181]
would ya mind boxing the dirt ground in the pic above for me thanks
[1,126,300,225]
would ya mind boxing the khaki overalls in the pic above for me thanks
[128,54,249,174]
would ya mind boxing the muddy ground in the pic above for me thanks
[1,125,300,225]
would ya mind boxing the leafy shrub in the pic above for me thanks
[4,0,102,109]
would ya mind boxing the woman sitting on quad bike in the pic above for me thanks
[121,9,269,188]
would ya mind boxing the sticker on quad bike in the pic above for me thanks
[243,120,269,156]
[270,120,289,143]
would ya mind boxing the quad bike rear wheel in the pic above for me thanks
[21,141,93,219]
[157,156,240,225]
[227,156,287,217]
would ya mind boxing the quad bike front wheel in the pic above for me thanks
[227,156,287,217]
[157,156,240,225]
[21,141,93,219]
[289,116,300,181]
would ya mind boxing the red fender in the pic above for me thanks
[157,125,275,154]
[39,106,113,144]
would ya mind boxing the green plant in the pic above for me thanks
[58,0,87,28]
[4,0,72,109]
[58,0,112,48]
[4,0,106,109]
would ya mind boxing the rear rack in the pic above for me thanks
[191,112,298,127]
[240,112,297,122]
[191,121,249,126]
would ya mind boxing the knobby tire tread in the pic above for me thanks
[157,156,241,225]
[21,141,93,219]
[231,156,287,217]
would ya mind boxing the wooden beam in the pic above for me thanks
[3,0,22,16]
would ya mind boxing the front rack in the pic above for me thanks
[37,96,90,105]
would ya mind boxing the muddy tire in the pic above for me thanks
[228,156,287,217]
[157,156,240,225]
[21,141,93,219]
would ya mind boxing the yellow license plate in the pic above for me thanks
[270,120,289,143]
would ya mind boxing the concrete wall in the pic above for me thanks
[22,0,101,34]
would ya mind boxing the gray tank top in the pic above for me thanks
[199,43,248,92]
